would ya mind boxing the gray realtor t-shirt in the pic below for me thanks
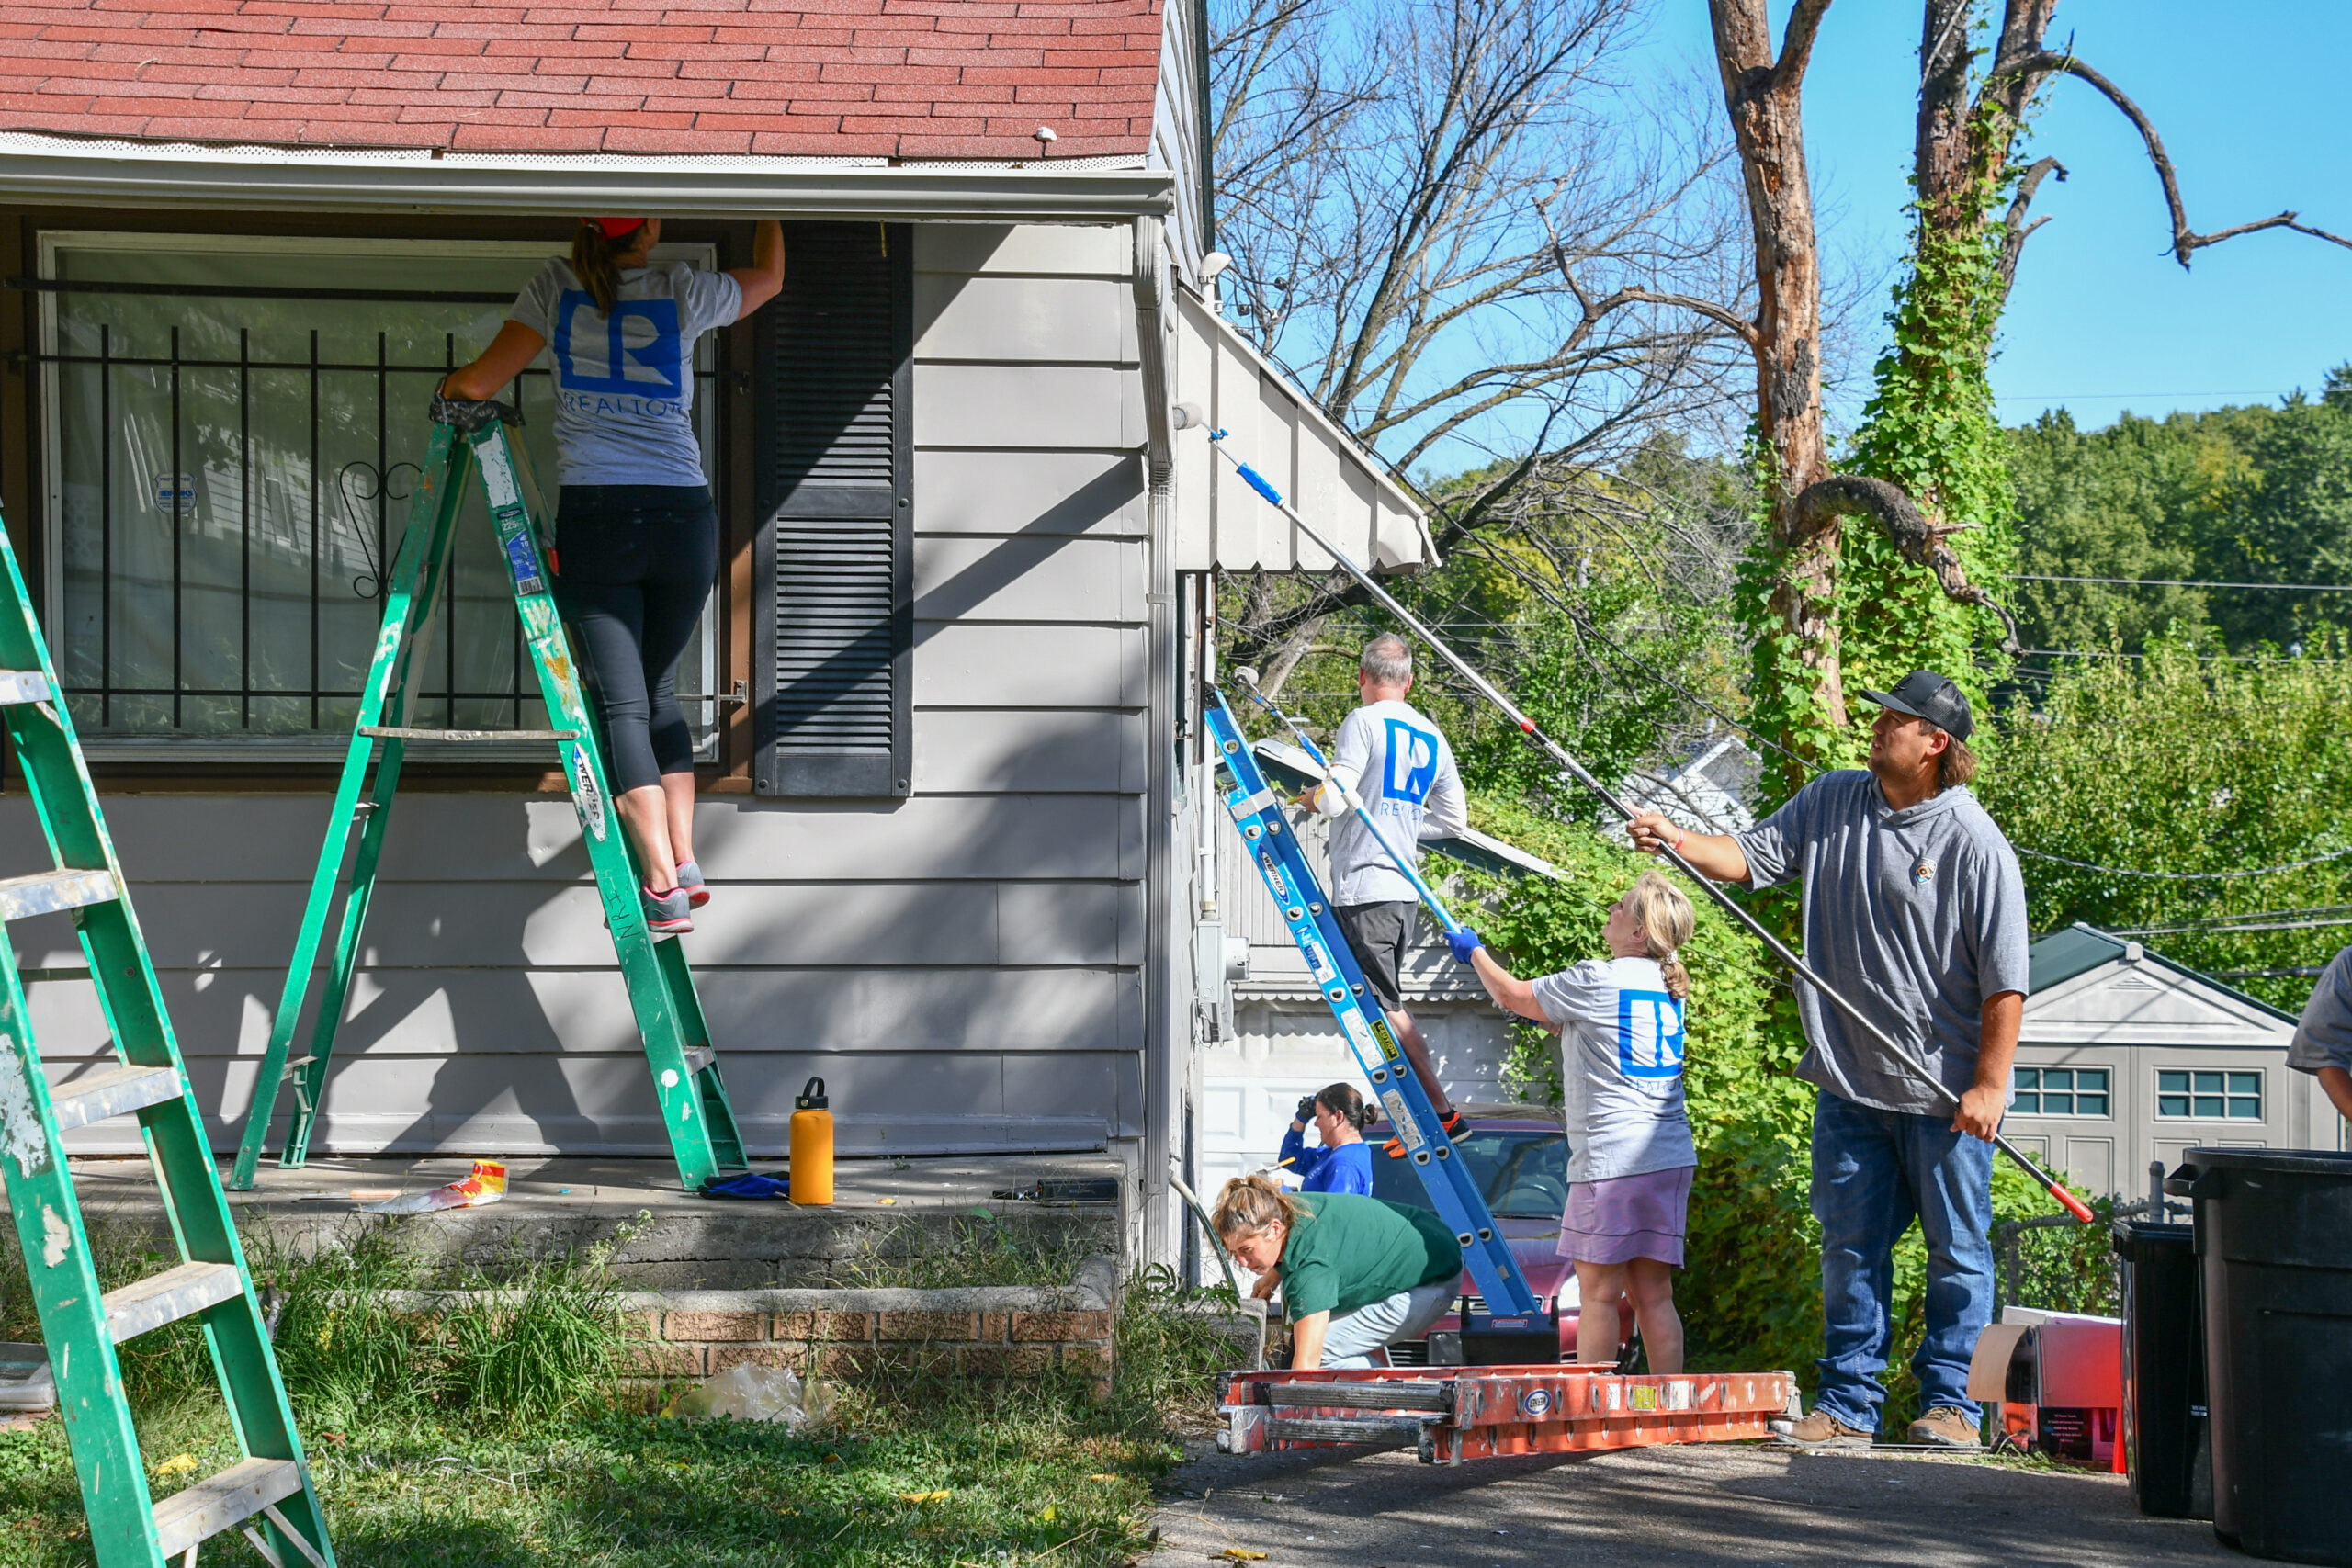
[1733,771,2030,1114]
[509,257,740,488]
[1531,956,1697,1183]
[2290,943,2352,1076]
[1326,699,1468,906]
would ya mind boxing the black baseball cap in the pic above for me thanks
[1860,670,1973,741]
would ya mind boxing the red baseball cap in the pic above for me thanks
[583,217,648,239]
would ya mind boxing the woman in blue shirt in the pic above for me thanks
[442,216,784,934]
[1278,1082,1375,1196]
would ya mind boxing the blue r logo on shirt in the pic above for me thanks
[1383,717,1440,805]
[1616,990,1685,1081]
[553,290,684,399]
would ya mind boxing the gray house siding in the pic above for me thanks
[29,220,1153,1165]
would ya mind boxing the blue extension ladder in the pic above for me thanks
[1204,689,1547,1334]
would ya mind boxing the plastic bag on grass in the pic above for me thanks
[662,1362,836,1428]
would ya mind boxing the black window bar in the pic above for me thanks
[34,297,720,741]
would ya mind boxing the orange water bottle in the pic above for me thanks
[790,1077,834,1205]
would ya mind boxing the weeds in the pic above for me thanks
[831,1208,1101,1290]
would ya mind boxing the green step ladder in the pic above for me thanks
[0,521,336,1565]
[227,397,748,1194]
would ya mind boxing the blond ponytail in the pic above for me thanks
[1623,868,1696,1003]
[1212,1173,1307,1243]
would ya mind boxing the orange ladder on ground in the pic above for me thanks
[1216,1365,1798,1465]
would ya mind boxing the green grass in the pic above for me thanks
[0,1228,1244,1568]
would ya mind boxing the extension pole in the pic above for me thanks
[1227,666,1467,938]
[1195,423,2094,1224]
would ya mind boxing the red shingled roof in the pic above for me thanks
[0,0,1165,158]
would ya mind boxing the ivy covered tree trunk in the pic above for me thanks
[1834,1,2057,747]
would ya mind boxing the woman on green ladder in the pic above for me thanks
[442,216,784,933]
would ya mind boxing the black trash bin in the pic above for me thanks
[2167,1147,2352,1565]
[2111,1219,2211,1518]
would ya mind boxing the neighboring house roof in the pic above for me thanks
[2023,922,2299,1052]
[0,0,1164,159]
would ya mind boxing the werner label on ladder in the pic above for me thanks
[228,396,748,1193]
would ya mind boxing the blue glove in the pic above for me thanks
[1446,926,1484,964]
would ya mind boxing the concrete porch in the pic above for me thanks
[37,1152,1128,1289]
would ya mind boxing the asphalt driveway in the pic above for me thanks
[1146,1440,2242,1568]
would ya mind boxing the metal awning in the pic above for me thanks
[1169,286,1435,572]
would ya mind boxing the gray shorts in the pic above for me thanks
[1335,900,1419,1011]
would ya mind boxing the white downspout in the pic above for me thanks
[1134,214,1181,1269]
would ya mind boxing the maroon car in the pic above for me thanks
[1363,1100,1632,1365]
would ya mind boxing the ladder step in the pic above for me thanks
[48,1065,182,1133]
[683,1045,715,1077]
[152,1458,306,1560]
[282,1055,317,1079]
[102,1261,244,1343]
[1269,1415,1428,1446]
[0,868,118,922]
[359,725,579,742]
[0,668,53,705]
[1266,1381,1449,1412]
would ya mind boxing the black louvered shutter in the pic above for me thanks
[752,222,914,797]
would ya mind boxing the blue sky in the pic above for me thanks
[1653,1,2352,432]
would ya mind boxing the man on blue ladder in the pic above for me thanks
[1306,633,1471,1153]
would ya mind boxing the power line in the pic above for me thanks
[2017,572,2352,593]
[2015,844,2352,880]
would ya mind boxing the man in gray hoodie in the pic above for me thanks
[2288,945,2352,1135]
[1626,671,2029,1450]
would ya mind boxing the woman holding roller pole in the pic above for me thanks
[441,217,785,933]
[1450,872,1699,1373]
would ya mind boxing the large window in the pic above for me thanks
[2014,1066,2109,1117]
[2157,1068,2263,1120]
[39,232,718,755]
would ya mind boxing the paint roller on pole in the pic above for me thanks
[1225,663,1471,943]
[1175,403,2095,1225]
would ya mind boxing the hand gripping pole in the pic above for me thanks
[1197,425,2093,1224]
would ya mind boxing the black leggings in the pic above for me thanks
[553,484,718,794]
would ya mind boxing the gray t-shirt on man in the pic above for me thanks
[1326,698,1468,906]
[1733,771,2030,1114]
[2290,943,2352,1076]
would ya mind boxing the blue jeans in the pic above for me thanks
[1809,1089,1995,1431]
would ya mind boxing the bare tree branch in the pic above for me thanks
[1996,154,2066,295]
[1774,0,1834,90]
[2011,49,2352,267]
[1791,475,2022,652]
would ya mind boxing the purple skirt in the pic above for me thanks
[1555,1165,1695,1267]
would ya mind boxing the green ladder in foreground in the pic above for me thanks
[0,525,334,1565]
[228,398,747,1194]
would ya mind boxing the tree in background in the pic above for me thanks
[1702,0,2352,796]
[1978,634,2352,1010]
[1207,0,1754,675]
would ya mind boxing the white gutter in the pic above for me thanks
[0,131,1174,220]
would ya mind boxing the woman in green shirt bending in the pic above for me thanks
[1213,1175,1464,1370]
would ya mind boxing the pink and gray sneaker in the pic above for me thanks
[674,859,711,910]
[640,884,693,934]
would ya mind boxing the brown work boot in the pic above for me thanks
[1906,1406,1983,1449]
[1770,1408,1874,1450]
